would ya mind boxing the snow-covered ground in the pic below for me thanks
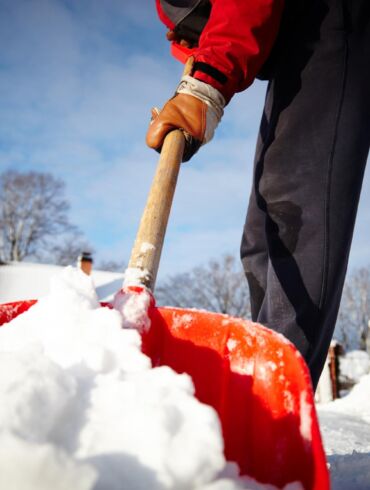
[315,348,370,489]
[317,375,370,490]
[0,265,369,489]
[0,261,124,303]
[339,350,370,386]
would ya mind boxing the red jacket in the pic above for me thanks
[156,0,285,103]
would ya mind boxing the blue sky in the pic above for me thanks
[1,0,369,282]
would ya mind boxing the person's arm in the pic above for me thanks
[147,0,285,161]
[192,0,285,103]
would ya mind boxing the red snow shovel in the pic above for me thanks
[0,52,330,490]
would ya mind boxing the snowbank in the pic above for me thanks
[0,261,124,303]
[339,350,370,385]
[0,267,299,490]
[318,374,370,490]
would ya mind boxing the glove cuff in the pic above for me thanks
[176,75,225,121]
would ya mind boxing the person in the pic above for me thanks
[146,0,370,389]
[77,251,94,276]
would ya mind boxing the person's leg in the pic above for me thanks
[241,0,370,388]
[240,104,271,321]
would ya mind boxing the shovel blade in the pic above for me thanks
[142,306,330,490]
[0,301,329,489]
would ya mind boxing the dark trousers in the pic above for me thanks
[240,0,370,388]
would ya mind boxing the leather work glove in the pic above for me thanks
[146,75,225,162]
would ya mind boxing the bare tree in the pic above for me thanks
[0,170,88,263]
[335,266,370,351]
[43,232,94,267]
[156,254,251,318]
[97,259,126,273]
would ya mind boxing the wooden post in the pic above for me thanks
[328,342,342,399]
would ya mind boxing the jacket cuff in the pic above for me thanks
[191,60,235,104]
[176,75,225,117]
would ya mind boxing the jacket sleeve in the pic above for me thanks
[192,0,285,103]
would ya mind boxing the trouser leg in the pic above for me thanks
[241,0,370,388]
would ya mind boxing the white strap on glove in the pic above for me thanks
[176,75,226,144]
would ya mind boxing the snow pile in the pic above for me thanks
[0,267,299,490]
[318,374,370,490]
[320,374,370,424]
[339,350,370,385]
[0,261,124,304]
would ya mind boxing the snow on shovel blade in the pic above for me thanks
[0,298,330,490]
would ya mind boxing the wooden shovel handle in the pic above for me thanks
[127,57,193,290]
